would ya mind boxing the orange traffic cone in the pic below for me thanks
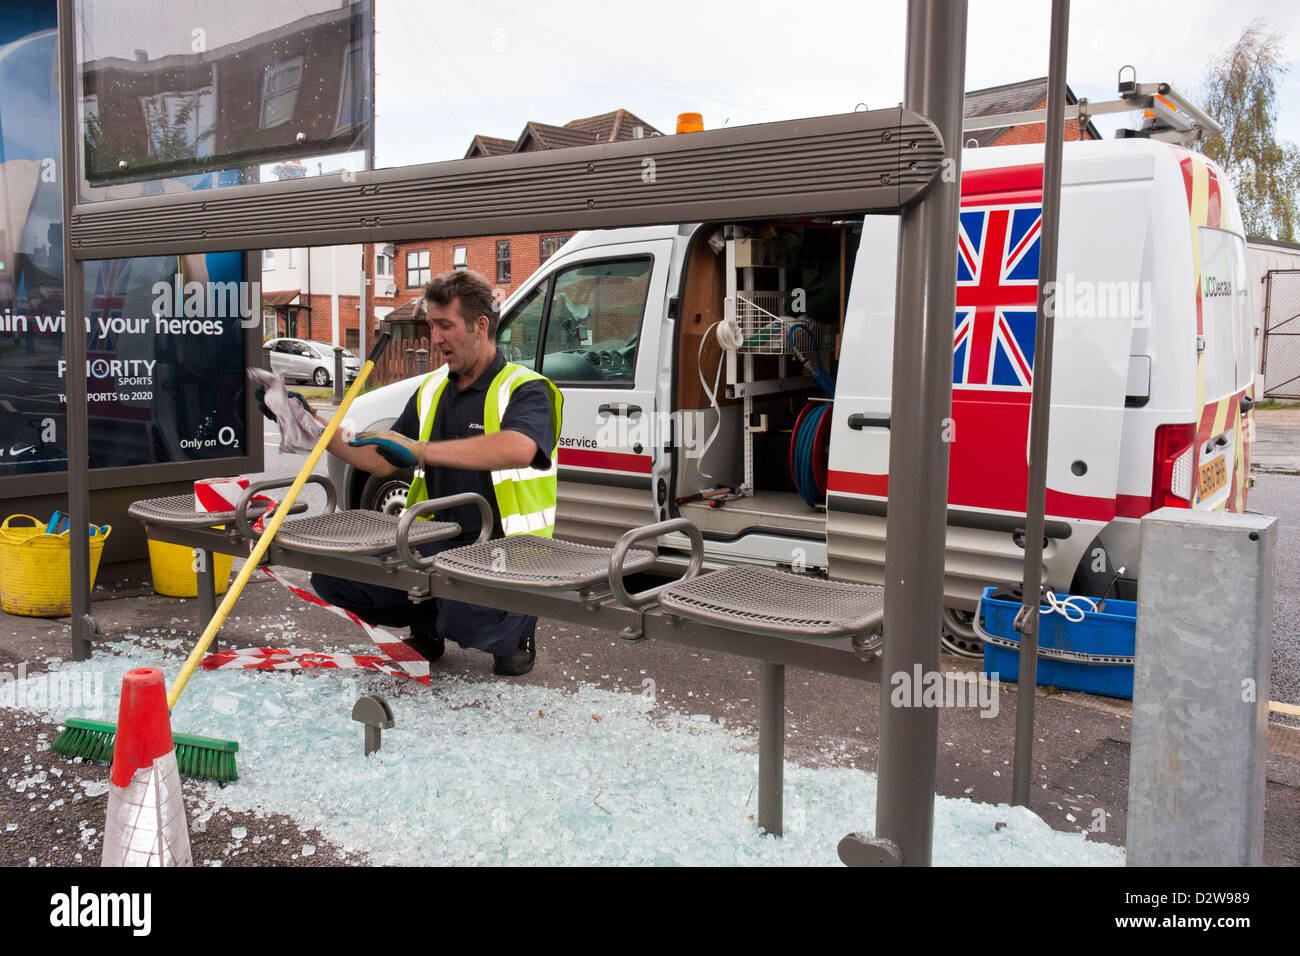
[100,668,193,867]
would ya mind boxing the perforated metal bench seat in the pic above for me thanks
[656,565,885,639]
[128,494,288,528]
[272,510,459,557]
[434,535,656,590]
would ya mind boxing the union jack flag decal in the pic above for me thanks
[954,205,1041,389]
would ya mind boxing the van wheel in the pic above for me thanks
[360,469,413,516]
[940,607,984,658]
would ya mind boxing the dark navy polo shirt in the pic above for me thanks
[392,347,555,544]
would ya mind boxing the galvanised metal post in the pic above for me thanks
[333,346,345,402]
[57,0,92,661]
[1012,0,1070,807]
[872,0,967,865]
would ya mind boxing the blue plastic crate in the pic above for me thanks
[977,586,1137,699]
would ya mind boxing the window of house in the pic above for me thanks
[540,233,574,263]
[334,43,362,134]
[496,240,511,283]
[406,249,429,287]
[376,252,393,277]
[139,86,215,159]
[260,56,304,129]
[263,249,275,270]
[453,245,468,270]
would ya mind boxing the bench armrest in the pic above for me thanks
[609,518,704,608]
[235,475,338,538]
[396,493,491,569]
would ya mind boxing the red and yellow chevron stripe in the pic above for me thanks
[1176,148,1251,513]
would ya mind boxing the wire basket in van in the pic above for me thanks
[734,292,836,355]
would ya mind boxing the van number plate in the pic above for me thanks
[1198,456,1228,499]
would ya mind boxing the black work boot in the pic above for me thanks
[492,628,535,677]
[405,618,444,662]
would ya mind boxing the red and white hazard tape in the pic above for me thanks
[192,477,430,686]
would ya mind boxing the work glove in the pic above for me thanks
[254,386,313,423]
[349,430,427,469]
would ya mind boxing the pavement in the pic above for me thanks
[3,553,1299,867]
[0,403,1298,866]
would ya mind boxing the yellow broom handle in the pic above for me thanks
[167,333,392,710]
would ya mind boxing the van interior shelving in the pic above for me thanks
[673,219,860,551]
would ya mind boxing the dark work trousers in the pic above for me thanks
[310,538,535,657]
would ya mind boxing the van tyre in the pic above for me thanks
[314,367,331,387]
[940,607,983,658]
[360,469,414,516]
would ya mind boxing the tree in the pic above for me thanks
[1198,20,1300,241]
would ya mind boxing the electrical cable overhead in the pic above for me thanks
[466,0,771,119]
[405,1,512,127]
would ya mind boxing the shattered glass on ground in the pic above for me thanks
[4,641,1125,866]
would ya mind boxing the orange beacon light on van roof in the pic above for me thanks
[676,112,703,134]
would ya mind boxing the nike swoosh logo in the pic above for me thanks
[9,443,35,456]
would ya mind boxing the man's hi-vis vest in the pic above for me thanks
[405,362,563,537]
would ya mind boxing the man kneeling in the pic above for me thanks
[315,269,562,676]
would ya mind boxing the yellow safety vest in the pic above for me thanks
[405,363,563,537]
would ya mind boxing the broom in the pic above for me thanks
[52,333,393,782]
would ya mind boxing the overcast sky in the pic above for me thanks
[372,0,1300,168]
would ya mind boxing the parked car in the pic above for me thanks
[265,338,360,387]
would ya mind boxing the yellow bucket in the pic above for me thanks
[0,515,110,617]
[147,535,233,598]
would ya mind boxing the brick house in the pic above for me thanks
[260,236,399,353]
[963,77,1102,146]
[373,110,662,379]
[271,91,1096,376]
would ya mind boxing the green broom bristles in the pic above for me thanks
[51,717,239,783]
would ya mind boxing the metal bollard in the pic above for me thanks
[333,346,345,402]
[1126,508,1276,866]
[262,345,273,371]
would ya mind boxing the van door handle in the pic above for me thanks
[598,403,642,419]
[848,413,891,430]
[1240,395,1255,413]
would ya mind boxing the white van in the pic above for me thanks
[330,137,1256,654]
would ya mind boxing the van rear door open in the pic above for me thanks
[827,148,1153,608]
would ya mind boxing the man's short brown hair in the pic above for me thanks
[423,270,500,337]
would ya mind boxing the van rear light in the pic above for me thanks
[1153,423,1196,509]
